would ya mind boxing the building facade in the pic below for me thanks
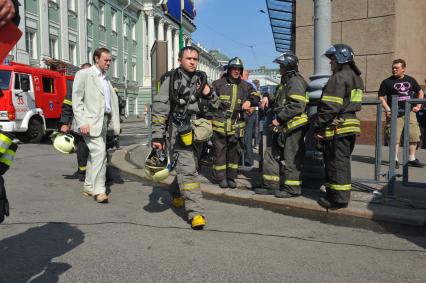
[10,0,219,116]
[295,0,426,96]
[295,0,426,144]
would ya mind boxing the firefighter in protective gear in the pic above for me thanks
[0,0,19,224]
[151,46,220,230]
[59,63,91,181]
[0,131,18,223]
[211,57,260,189]
[314,44,364,209]
[254,53,309,197]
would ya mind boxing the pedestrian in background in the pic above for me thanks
[72,47,120,203]
[378,59,425,168]
[241,70,257,167]
[314,44,364,209]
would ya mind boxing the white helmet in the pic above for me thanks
[52,132,76,154]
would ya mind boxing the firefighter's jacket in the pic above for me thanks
[0,131,17,175]
[271,73,309,133]
[60,80,74,124]
[314,64,364,139]
[211,76,260,136]
[152,68,220,142]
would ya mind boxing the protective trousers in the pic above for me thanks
[212,131,242,181]
[168,123,204,219]
[74,134,89,172]
[281,126,308,195]
[323,134,356,204]
[0,176,9,223]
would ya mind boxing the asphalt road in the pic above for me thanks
[1,141,426,282]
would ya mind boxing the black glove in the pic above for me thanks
[195,71,208,97]
[0,176,9,224]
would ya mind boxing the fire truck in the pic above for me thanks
[0,60,77,143]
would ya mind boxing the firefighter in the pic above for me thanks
[314,44,364,209]
[59,63,92,181]
[211,57,260,188]
[254,53,309,197]
[0,0,20,223]
[151,46,219,230]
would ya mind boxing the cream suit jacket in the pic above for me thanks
[71,65,120,137]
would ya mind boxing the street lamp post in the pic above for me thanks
[304,0,332,178]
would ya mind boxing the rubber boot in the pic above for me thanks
[191,214,205,230]
[227,179,236,189]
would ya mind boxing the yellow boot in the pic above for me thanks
[191,215,205,230]
[171,196,185,209]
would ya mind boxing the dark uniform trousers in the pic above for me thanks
[262,125,307,194]
[323,134,356,204]
[74,133,89,172]
[212,132,242,181]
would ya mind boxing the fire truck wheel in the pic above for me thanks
[18,119,45,143]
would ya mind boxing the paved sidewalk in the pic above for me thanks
[111,143,426,227]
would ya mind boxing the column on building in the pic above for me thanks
[187,37,192,46]
[146,9,155,80]
[157,18,165,41]
[173,29,179,68]
[38,0,50,65]
[15,1,29,63]
[166,23,173,70]
[59,1,70,62]
[141,10,148,86]
[77,1,87,65]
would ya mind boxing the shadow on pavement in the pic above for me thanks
[0,223,84,282]
[143,186,187,222]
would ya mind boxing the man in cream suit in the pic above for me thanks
[72,47,120,203]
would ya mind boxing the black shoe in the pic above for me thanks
[275,190,296,198]
[227,179,237,189]
[219,179,228,189]
[78,170,86,182]
[407,159,425,168]
[243,162,253,167]
[395,161,400,169]
[254,187,275,195]
[318,197,348,209]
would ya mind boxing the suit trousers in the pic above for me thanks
[83,115,109,195]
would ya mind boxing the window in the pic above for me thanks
[87,47,92,64]
[99,2,105,26]
[69,42,77,65]
[132,63,136,81]
[131,22,136,40]
[14,73,30,90]
[112,57,117,78]
[25,30,38,59]
[86,0,91,20]
[123,16,127,37]
[68,0,76,12]
[111,9,117,32]
[42,77,55,93]
[0,71,12,90]
[49,36,58,59]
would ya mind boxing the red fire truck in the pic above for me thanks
[0,61,74,143]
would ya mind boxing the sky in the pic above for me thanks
[192,0,279,70]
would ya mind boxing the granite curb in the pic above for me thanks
[111,144,426,227]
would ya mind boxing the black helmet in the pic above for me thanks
[325,44,354,64]
[273,52,299,73]
[227,57,244,72]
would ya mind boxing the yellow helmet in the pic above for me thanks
[52,132,76,154]
[144,149,170,182]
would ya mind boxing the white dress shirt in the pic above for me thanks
[95,67,112,114]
